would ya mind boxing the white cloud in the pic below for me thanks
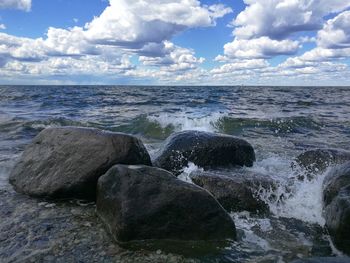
[233,0,350,40]
[139,41,205,71]
[317,11,350,49]
[85,0,231,52]
[277,11,350,65]
[0,0,231,82]
[0,24,5,30]
[211,59,269,75]
[221,37,299,59]
[0,0,31,11]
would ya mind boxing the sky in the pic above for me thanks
[0,0,350,85]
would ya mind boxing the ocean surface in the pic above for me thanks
[1,85,350,262]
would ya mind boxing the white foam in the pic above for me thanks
[232,212,272,251]
[147,111,227,132]
[178,162,203,183]
[268,172,327,226]
[245,155,327,226]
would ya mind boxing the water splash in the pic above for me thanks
[245,155,327,226]
[147,111,228,132]
[178,162,203,183]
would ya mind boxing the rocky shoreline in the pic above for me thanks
[4,126,350,261]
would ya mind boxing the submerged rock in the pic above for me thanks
[293,148,350,176]
[9,127,151,199]
[96,165,236,243]
[153,131,255,175]
[190,170,274,214]
[323,162,350,255]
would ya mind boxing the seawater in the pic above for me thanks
[0,85,349,262]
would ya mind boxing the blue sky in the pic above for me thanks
[0,0,350,85]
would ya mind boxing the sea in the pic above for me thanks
[0,85,349,262]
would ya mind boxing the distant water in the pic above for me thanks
[1,85,350,262]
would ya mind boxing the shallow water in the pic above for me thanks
[0,85,350,262]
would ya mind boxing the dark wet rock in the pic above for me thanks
[153,131,255,175]
[0,189,195,263]
[96,165,236,243]
[323,162,350,206]
[291,257,350,263]
[323,162,350,255]
[9,127,151,199]
[293,148,350,176]
[324,187,350,255]
[189,170,274,214]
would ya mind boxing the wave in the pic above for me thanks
[0,113,325,143]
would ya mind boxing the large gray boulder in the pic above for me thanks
[96,165,236,243]
[190,170,274,214]
[9,127,151,199]
[323,162,350,255]
[293,148,350,176]
[153,131,255,175]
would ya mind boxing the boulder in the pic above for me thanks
[293,148,350,176]
[323,162,350,255]
[324,187,350,255]
[323,163,350,206]
[190,170,274,214]
[9,127,151,199]
[153,131,255,175]
[96,165,236,242]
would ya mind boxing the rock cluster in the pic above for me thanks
[10,126,350,257]
[10,127,257,243]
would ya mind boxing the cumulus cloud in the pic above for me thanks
[276,11,350,66]
[0,24,6,30]
[233,0,350,40]
[85,0,231,52]
[0,0,232,82]
[0,0,31,11]
[213,1,350,86]
[317,11,350,49]
[211,59,269,75]
[220,37,299,59]
[139,41,205,71]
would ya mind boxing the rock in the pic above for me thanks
[323,162,350,255]
[290,257,350,263]
[96,165,236,242]
[153,131,255,175]
[9,127,151,199]
[190,170,274,214]
[293,148,350,176]
[324,187,350,255]
[323,163,350,206]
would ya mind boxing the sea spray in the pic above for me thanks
[178,162,203,183]
[246,155,328,226]
[147,111,228,132]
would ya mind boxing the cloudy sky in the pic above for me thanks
[0,0,350,85]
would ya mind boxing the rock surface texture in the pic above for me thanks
[153,131,255,175]
[323,162,350,255]
[9,127,152,199]
[96,165,236,243]
[190,170,274,214]
[294,148,350,175]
